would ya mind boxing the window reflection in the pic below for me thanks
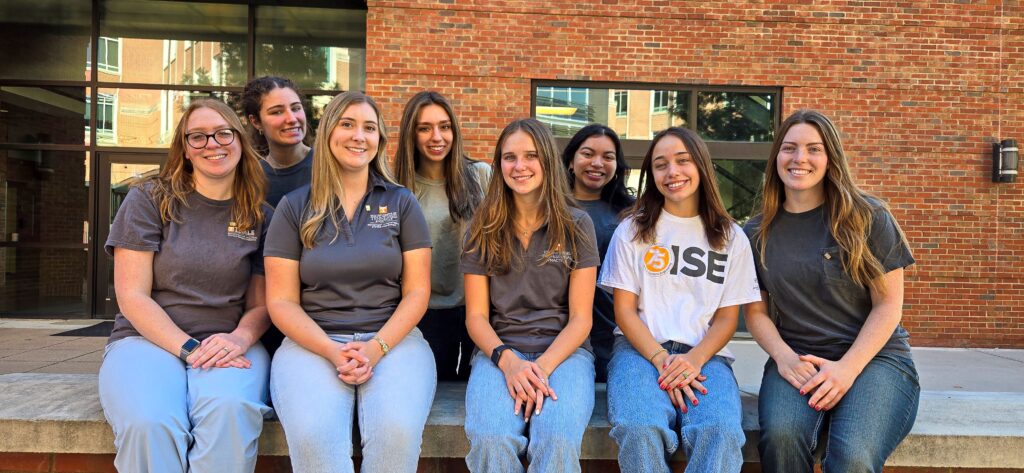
[256,6,367,91]
[535,87,693,139]
[0,86,87,145]
[0,0,90,81]
[697,92,775,142]
[92,89,241,147]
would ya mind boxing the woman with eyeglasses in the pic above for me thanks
[98,98,272,473]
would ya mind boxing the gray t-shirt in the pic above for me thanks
[744,202,915,360]
[414,161,492,309]
[104,182,272,344]
[261,148,313,208]
[460,207,600,353]
[577,199,622,346]
[264,173,432,334]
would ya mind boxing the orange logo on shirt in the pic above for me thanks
[644,245,673,274]
[378,205,388,214]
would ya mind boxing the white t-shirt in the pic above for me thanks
[598,212,761,360]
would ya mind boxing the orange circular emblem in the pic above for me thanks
[643,245,672,274]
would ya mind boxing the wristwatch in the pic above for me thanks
[179,338,201,361]
[490,344,512,366]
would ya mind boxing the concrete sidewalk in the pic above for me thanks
[1,318,1022,393]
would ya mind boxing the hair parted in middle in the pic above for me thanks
[393,90,485,222]
[625,127,733,250]
[141,97,266,232]
[465,118,587,274]
[754,109,907,294]
[299,91,396,249]
[560,123,634,213]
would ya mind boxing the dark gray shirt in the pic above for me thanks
[261,148,313,208]
[461,208,600,353]
[744,202,915,360]
[264,173,432,334]
[105,182,271,344]
[577,199,622,345]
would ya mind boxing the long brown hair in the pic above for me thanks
[300,91,396,248]
[465,119,584,274]
[140,98,266,232]
[625,127,733,249]
[393,91,485,222]
[754,109,907,293]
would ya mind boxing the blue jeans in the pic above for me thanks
[607,336,744,473]
[270,329,436,473]
[98,336,271,473]
[465,348,595,473]
[758,353,920,473]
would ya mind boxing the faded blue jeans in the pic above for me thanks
[98,336,271,473]
[607,336,744,473]
[758,353,920,473]
[270,329,436,473]
[464,348,595,473]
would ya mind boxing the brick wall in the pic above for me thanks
[365,0,1023,348]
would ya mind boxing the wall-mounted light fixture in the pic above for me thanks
[992,139,1018,183]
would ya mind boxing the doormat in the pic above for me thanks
[51,321,114,337]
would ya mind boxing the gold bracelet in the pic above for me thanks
[372,335,390,356]
[647,347,667,363]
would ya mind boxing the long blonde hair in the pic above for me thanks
[465,119,586,274]
[755,109,907,293]
[300,91,396,248]
[140,98,266,231]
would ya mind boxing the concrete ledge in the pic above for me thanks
[1,373,1022,467]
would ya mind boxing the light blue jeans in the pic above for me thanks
[270,329,436,473]
[758,353,920,473]
[98,336,271,473]
[464,348,595,473]
[607,336,744,473]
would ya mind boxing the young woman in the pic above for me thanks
[561,124,633,381]
[98,98,271,473]
[243,75,313,208]
[744,110,918,473]
[600,127,760,473]
[394,91,490,381]
[242,75,313,357]
[461,118,599,473]
[263,91,435,473]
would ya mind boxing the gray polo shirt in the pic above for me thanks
[104,182,272,344]
[264,172,432,334]
[261,148,313,208]
[460,207,599,353]
[744,201,915,361]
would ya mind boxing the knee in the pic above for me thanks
[193,393,264,422]
[528,432,579,458]
[611,417,665,446]
[825,448,879,473]
[116,409,187,441]
[690,418,744,447]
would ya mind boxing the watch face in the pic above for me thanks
[181,338,200,355]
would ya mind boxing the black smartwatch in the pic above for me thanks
[490,344,512,366]
[179,338,201,361]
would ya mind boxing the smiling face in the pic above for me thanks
[328,101,380,173]
[650,134,700,217]
[185,107,242,184]
[254,87,306,148]
[776,123,828,206]
[415,104,454,164]
[500,130,544,200]
[570,134,617,199]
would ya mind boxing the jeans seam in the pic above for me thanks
[813,410,826,469]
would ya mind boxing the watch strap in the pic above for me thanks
[179,338,200,361]
[490,344,511,366]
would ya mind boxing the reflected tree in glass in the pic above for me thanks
[698,92,774,142]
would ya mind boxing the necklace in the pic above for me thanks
[515,219,541,237]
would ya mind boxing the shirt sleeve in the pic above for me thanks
[868,206,915,273]
[472,160,493,190]
[598,219,640,296]
[398,189,432,251]
[251,204,274,275]
[573,211,600,269]
[742,217,767,292]
[459,227,488,275]
[263,194,304,261]
[105,185,162,256]
[720,225,763,308]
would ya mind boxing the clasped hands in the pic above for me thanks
[185,332,252,370]
[653,352,708,413]
[327,340,383,385]
[500,356,556,423]
[775,351,860,411]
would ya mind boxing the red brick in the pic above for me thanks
[0,453,51,473]
[52,454,115,473]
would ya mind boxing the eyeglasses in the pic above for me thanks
[185,129,236,149]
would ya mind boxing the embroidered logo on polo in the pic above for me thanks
[643,244,728,284]
[227,221,257,241]
[368,207,399,229]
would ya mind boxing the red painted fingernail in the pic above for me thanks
[701,389,707,395]
[799,390,805,395]
[660,383,666,389]
[692,399,698,405]
[678,383,685,388]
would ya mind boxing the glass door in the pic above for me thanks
[93,152,164,318]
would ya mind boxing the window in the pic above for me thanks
[98,37,120,74]
[614,90,628,116]
[85,93,116,143]
[533,81,779,222]
[652,90,670,113]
